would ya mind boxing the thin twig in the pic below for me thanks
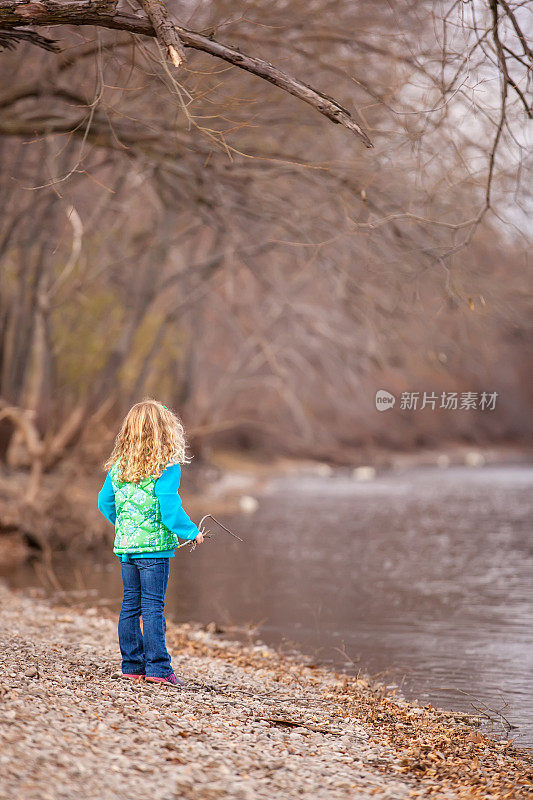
[176,514,244,551]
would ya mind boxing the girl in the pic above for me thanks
[98,400,206,686]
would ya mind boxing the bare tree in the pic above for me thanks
[0,0,531,493]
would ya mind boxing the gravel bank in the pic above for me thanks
[0,583,530,800]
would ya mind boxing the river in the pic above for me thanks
[3,464,532,745]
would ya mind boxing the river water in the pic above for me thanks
[4,465,533,744]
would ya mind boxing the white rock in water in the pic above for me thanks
[352,466,376,481]
[464,451,485,467]
[312,463,333,477]
[436,454,451,468]
[239,495,259,513]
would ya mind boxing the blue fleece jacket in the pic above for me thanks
[98,463,199,561]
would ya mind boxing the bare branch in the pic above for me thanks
[496,0,533,63]
[488,0,532,118]
[0,26,58,51]
[137,0,186,68]
[0,0,373,146]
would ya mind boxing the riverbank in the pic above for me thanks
[0,583,530,800]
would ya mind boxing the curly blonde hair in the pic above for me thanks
[105,399,190,483]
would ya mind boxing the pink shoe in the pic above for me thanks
[145,673,184,687]
[122,673,145,680]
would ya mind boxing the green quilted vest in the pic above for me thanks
[110,462,178,555]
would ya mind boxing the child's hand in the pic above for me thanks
[196,525,209,545]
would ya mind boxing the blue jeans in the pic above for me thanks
[118,557,173,678]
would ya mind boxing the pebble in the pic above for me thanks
[24,666,39,678]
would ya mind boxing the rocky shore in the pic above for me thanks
[0,582,531,800]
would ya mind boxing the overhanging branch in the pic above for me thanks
[0,1,373,146]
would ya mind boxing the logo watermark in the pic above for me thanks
[375,389,396,411]
[375,390,498,411]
